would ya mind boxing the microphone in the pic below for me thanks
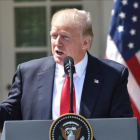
[63,56,75,113]
[64,56,75,76]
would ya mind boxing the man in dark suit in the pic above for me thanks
[0,8,133,132]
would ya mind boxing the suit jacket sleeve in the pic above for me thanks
[0,65,22,131]
[109,66,133,117]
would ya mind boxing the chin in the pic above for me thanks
[54,58,63,65]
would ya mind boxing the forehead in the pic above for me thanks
[51,25,81,36]
[51,26,72,32]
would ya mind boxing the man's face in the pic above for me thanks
[50,25,87,65]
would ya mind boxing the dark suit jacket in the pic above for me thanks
[0,52,133,130]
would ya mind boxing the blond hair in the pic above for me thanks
[51,8,93,49]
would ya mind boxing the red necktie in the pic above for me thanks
[60,76,76,115]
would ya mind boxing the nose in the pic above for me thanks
[54,35,62,46]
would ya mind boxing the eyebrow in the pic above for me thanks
[50,30,73,37]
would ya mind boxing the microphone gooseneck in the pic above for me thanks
[63,56,75,113]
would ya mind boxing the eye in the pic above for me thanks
[51,34,57,39]
[62,35,69,40]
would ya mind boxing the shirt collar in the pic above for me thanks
[75,52,88,78]
[55,52,88,78]
[55,63,65,77]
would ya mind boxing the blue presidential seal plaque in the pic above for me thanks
[49,113,93,140]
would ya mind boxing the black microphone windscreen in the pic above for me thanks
[63,56,75,75]
[64,56,74,65]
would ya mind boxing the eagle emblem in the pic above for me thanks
[60,125,82,140]
[49,114,93,140]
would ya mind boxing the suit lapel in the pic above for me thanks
[80,53,103,118]
[37,54,103,119]
[37,57,55,120]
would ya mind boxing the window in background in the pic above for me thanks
[15,7,46,47]
[14,0,83,67]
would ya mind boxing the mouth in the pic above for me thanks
[56,50,64,55]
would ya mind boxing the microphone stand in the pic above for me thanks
[69,60,74,113]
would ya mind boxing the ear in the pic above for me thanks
[82,36,91,50]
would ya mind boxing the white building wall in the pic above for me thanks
[100,1,114,57]
[0,1,3,104]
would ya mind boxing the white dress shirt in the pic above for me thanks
[52,53,88,120]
